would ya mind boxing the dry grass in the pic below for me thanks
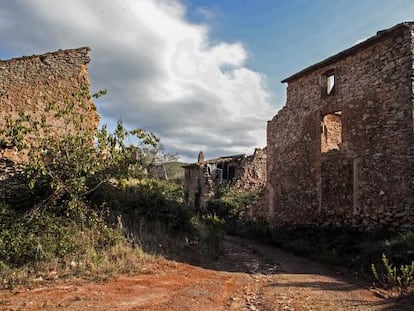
[0,228,156,289]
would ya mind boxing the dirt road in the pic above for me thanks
[1,236,412,310]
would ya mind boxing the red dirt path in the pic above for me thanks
[1,236,413,310]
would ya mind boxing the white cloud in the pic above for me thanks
[0,0,275,161]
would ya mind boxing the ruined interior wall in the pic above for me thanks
[321,113,342,153]
[0,47,98,163]
[184,165,213,209]
[184,166,199,209]
[259,25,414,227]
[148,165,168,180]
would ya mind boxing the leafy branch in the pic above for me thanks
[0,89,162,211]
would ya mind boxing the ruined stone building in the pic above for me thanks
[256,22,414,227]
[184,148,266,209]
[0,47,98,163]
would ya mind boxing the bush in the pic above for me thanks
[206,186,261,232]
[93,178,193,233]
[0,89,224,285]
[0,89,161,212]
[0,199,151,289]
[372,254,414,298]
[89,177,225,260]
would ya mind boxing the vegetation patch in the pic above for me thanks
[238,222,414,296]
[205,185,261,231]
[0,90,220,289]
[203,186,414,297]
[0,200,152,289]
[372,253,414,298]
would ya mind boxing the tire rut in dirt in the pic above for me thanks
[211,236,278,311]
[210,236,278,275]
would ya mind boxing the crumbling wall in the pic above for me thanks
[148,165,168,180]
[256,23,414,228]
[184,149,267,209]
[321,113,342,153]
[233,148,267,191]
[184,164,214,209]
[0,47,98,163]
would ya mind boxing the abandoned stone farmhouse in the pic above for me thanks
[184,149,266,209]
[255,22,414,227]
[2,23,414,228]
[0,47,98,163]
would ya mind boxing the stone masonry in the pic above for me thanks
[255,22,414,228]
[184,148,266,209]
[0,47,98,163]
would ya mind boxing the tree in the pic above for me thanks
[0,89,160,211]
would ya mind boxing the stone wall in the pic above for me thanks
[0,47,98,163]
[0,158,26,204]
[184,163,214,209]
[256,22,414,228]
[233,148,267,191]
[148,165,168,180]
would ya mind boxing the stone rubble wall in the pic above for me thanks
[233,148,267,191]
[0,158,26,203]
[321,113,342,152]
[0,47,98,163]
[255,23,414,228]
[184,164,214,209]
[148,165,168,180]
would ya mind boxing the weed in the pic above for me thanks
[372,254,414,298]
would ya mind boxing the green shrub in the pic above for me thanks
[0,89,223,286]
[195,213,225,257]
[0,89,160,213]
[93,178,193,233]
[206,186,261,231]
[90,177,225,259]
[0,200,117,268]
[372,254,414,297]
[0,198,154,289]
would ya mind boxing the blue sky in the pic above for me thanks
[0,1,413,162]
[184,0,414,105]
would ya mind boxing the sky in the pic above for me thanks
[1,0,413,162]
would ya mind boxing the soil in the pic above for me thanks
[1,236,413,311]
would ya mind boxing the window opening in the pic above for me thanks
[214,168,223,183]
[222,163,228,180]
[321,111,342,153]
[228,166,235,182]
[327,73,335,95]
